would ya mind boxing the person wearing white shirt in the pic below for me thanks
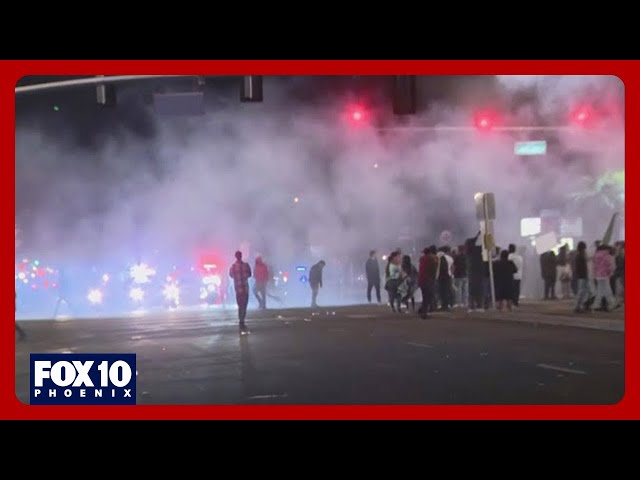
[508,244,523,306]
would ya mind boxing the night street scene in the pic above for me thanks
[15,75,625,405]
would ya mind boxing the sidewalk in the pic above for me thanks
[452,299,625,333]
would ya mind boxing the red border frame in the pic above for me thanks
[2,60,636,419]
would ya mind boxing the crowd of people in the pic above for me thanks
[368,236,625,319]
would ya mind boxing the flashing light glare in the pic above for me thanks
[34,260,40,266]
[102,273,110,283]
[32,284,37,289]
[52,283,57,288]
[30,273,36,278]
[130,287,145,302]
[207,284,216,292]
[166,275,173,282]
[473,110,498,131]
[130,263,156,284]
[87,289,103,304]
[18,272,26,280]
[294,197,299,203]
[53,105,60,111]
[32,266,37,271]
[22,258,28,263]
[203,274,222,287]
[163,283,180,301]
[373,163,379,169]
[571,105,596,126]
[296,266,306,272]
[382,255,388,261]
[199,290,208,300]
[203,263,217,270]
[283,276,288,283]
[346,105,367,124]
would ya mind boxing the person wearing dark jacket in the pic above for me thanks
[437,246,453,311]
[465,232,484,312]
[418,247,438,318]
[399,255,418,312]
[365,250,381,303]
[540,250,557,300]
[493,250,518,311]
[452,246,468,308]
[309,260,326,308]
[574,241,591,313]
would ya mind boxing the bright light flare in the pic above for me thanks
[130,287,145,302]
[203,274,222,287]
[130,263,156,284]
[88,289,103,304]
[473,109,499,131]
[102,273,110,283]
[163,283,180,302]
[570,104,598,127]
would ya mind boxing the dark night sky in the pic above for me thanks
[15,76,505,149]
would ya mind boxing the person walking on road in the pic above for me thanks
[229,251,252,334]
[365,250,381,303]
[309,260,326,308]
[252,256,269,309]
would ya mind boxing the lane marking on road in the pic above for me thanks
[347,314,376,319]
[536,364,587,375]
[247,393,289,400]
[406,342,433,349]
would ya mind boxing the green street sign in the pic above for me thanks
[514,140,547,156]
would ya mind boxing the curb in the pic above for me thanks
[452,311,624,333]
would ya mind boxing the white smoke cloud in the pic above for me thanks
[15,75,624,311]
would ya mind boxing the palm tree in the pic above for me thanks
[568,169,624,241]
[569,170,624,211]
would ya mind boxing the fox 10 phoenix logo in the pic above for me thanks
[30,354,136,405]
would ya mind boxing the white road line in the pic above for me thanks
[406,342,433,349]
[347,314,376,319]
[536,364,587,375]
[247,394,289,400]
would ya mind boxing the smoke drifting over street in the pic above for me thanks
[15,76,624,297]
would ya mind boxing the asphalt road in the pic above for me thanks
[15,303,625,405]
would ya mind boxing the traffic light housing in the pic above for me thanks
[96,83,116,107]
[240,76,263,102]
[392,75,417,115]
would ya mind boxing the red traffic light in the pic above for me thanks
[473,109,499,131]
[345,105,367,125]
[570,104,597,127]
